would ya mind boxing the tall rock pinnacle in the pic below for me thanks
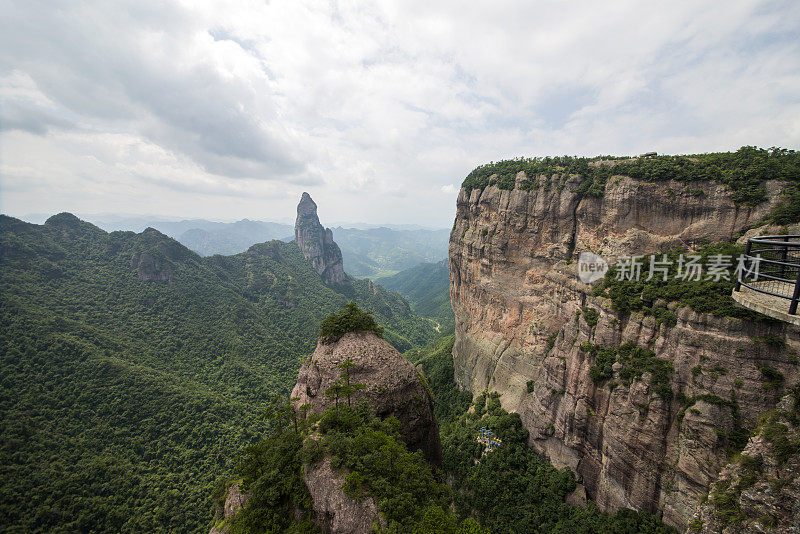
[294,192,347,285]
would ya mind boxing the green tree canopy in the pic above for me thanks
[319,302,384,343]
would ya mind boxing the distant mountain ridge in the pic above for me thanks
[0,211,434,532]
[35,214,450,277]
[332,226,450,278]
[178,219,294,256]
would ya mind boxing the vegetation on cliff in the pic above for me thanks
[412,337,678,534]
[583,341,674,400]
[223,398,486,533]
[765,184,800,225]
[309,402,483,533]
[0,214,433,532]
[691,385,800,531]
[461,146,800,219]
[224,429,317,534]
[319,302,384,343]
[592,241,771,322]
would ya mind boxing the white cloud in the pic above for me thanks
[1,0,799,227]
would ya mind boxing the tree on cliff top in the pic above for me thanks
[319,302,384,343]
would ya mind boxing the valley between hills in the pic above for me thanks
[2,147,799,534]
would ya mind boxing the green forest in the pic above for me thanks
[221,328,676,533]
[0,214,434,532]
[379,260,453,333]
[460,146,800,221]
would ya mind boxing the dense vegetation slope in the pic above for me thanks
[379,260,453,332]
[0,213,433,532]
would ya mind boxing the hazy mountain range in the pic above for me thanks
[18,214,451,278]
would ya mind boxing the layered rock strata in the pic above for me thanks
[689,393,800,533]
[448,172,800,529]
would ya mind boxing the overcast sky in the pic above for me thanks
[1,0,799,228]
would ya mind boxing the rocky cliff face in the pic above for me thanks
[448,172,800,530]
[288,331,441,533]
[291,331,442,465]
[209,484,250,534]
[689,393,800,533]
[302,456,382,534]
[295,192,347,285]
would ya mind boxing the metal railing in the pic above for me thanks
[735,235,800,315]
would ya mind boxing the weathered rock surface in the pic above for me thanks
[291,331,442,465]
[130,251,172,281]
[209,483,251,534]
[303,456,381,534]
[130,227,196,282]
[689,394,800,533]
[448,173,800,529]
[295,192,347,285]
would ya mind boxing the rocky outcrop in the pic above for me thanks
[295,192,347,285]
[689,393,800,533]
[130,227,197,282]
[449,172,800,529]
[303,456,381,534]
[291,331,442,465]
[289,331,442,533]
[209,483,251,534]
[130,251,172,281]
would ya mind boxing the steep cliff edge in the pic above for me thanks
[295,192,347,285]
[210,324,444,534]
[689,390,800,533]
[449,168,800,529]
[292,331,442,466]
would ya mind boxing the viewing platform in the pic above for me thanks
[733,235,800,326]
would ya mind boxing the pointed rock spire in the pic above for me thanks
[294,192,347,285]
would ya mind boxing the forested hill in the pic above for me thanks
[380,260,453,332]
[0,213,433,532]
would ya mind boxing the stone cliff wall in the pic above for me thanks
[292,331,442,466]
[690,393,800,533]
[295,192,347,285]
[448,172,800,529]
